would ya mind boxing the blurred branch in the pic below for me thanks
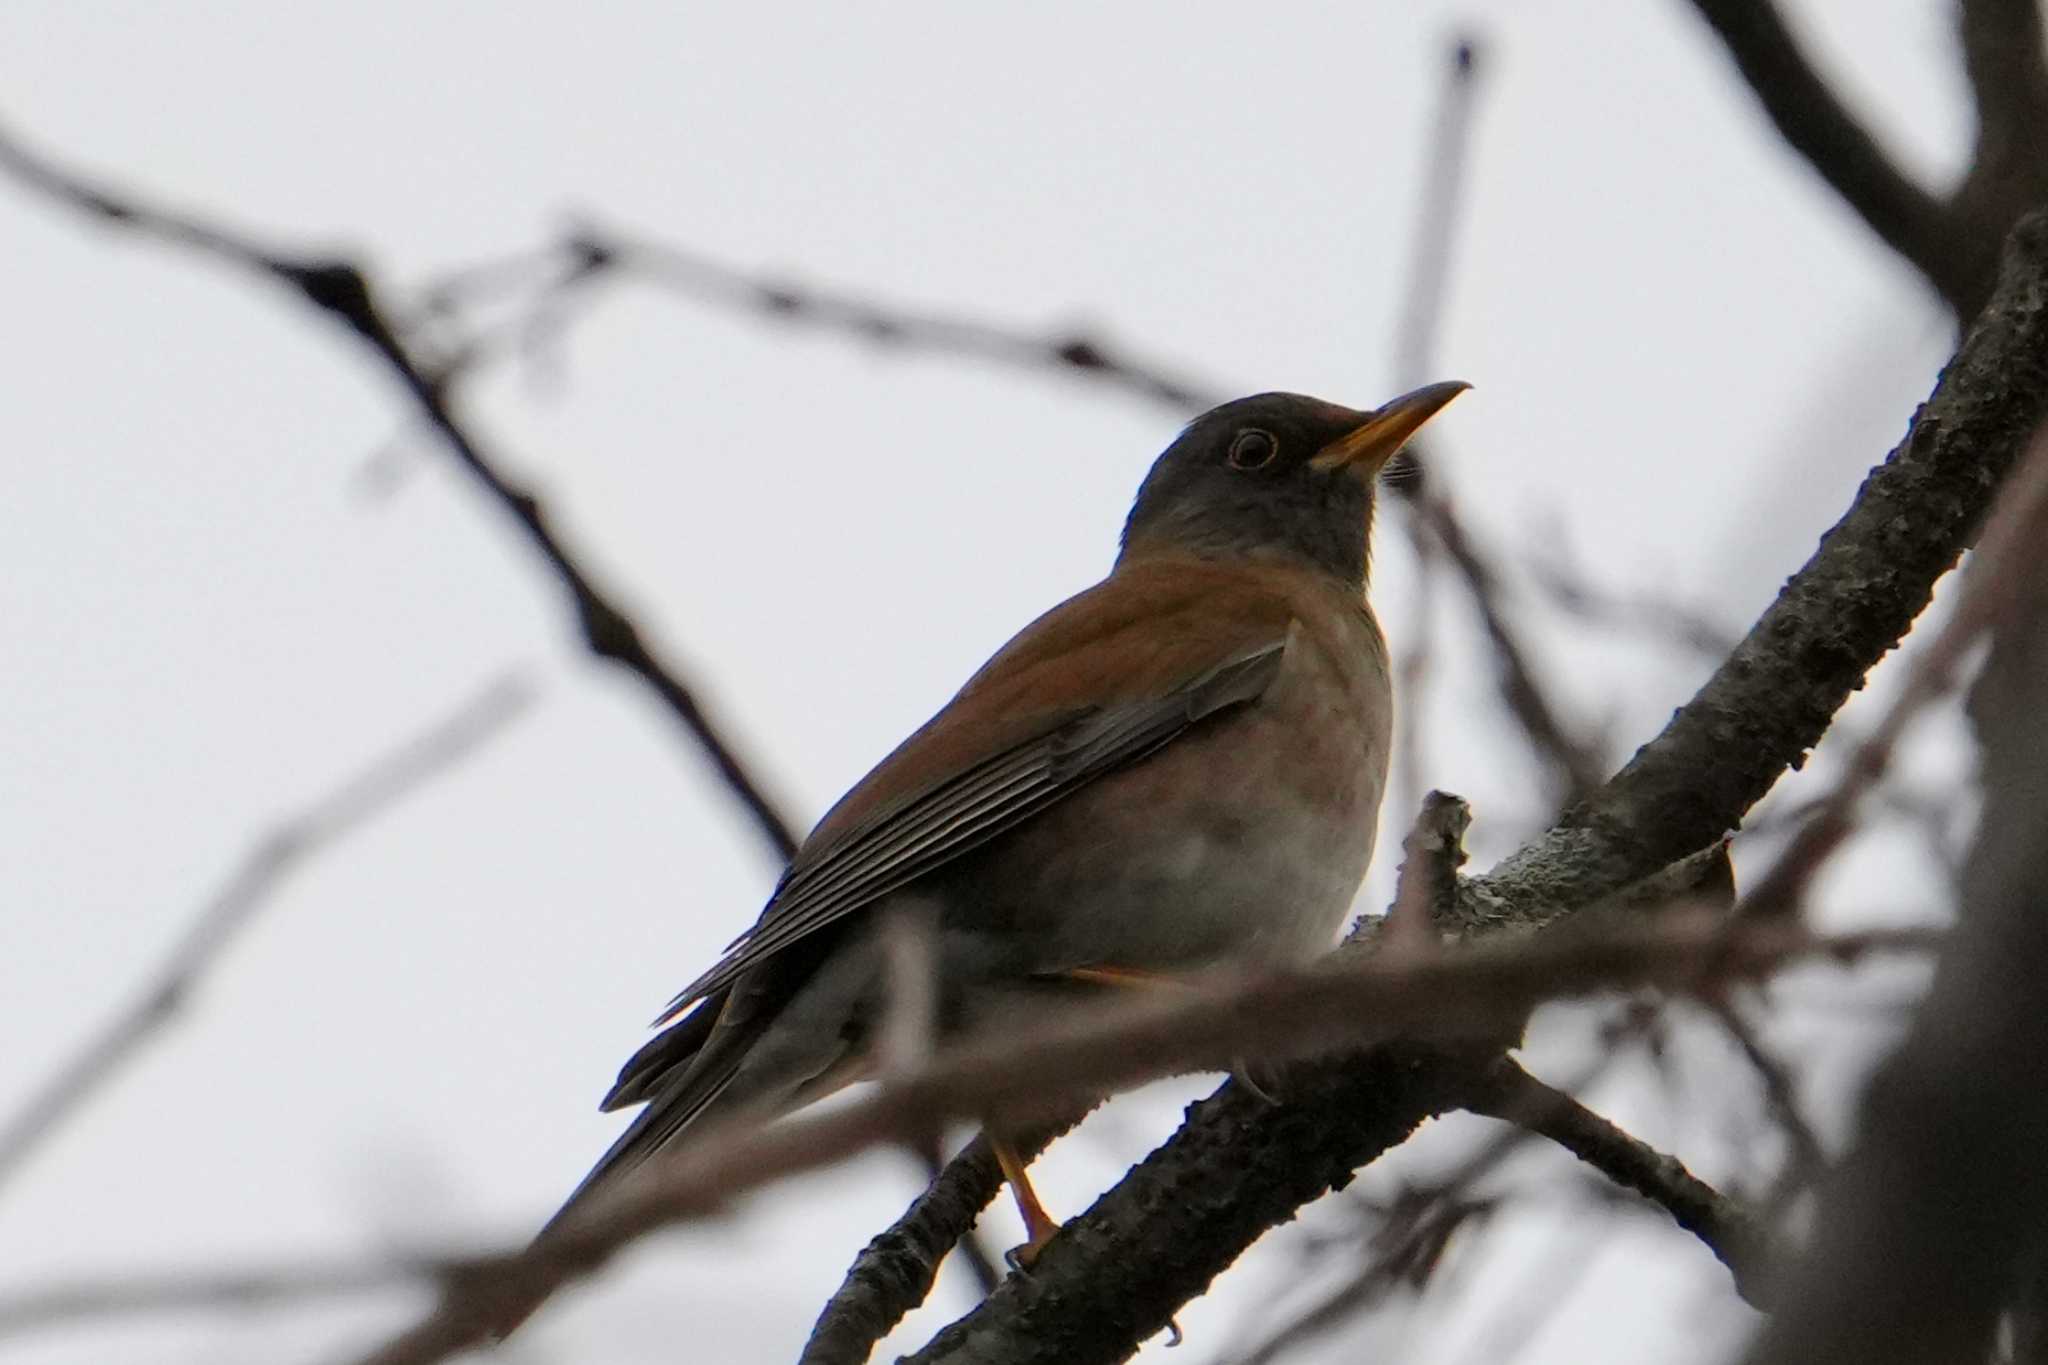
[1683,0,1970,307]
[1377,35,1607,810]
[1953,0,2048,318]
[341,914,1929,1365]
[1959,0,2048,189]
[0,672,535,1202]
[1526,534,1739,658]
[0,116,804,867]
[1746,434,2048,1362]
[900,210,2048,1365]
[1464,1056,1779,1308]
[0,1252,504,1344]
[1393,35,1485,394]
[1411,488,1610,805]
[1688,0,2048,318]
[1228,1188,1499,1365]
[1707,996,1829,1199]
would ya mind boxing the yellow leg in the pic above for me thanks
[991,1132,1061,1267]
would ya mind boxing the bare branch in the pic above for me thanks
[1464,1057,1779,1308]
[1951,0,2048,318]
[1408,487,1610,806]
[0,116,804,867]
[1959,0,2048,193]
[1683,0,1968,308]
[1392,35,1486,394]
[1706,996,1829,1198]
[563,224,1225,414]
[1475,210,2048,934]
[0,672,534,1200]
[0,1252,501,1344]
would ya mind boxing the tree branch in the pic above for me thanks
[0,673,534,1201]
[899,209,2048,1364]
[799,1121,1080,1365]
[1463,1056,1779,1309]
[0,117,804,867]
[1683,0,1969,307]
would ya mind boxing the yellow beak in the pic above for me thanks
[1310,380,1472,473]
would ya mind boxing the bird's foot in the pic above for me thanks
[1003,1218,1062,1273]
[1232,1054,1288,1104]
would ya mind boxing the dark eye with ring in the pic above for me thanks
[1227,429,1278,470]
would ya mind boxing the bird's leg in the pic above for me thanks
[1054,965,1280,1103]
[991,1132,1062,1269]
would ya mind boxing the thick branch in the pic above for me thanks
[1471,210,2048,933]
[902,211,2048,1365]
[1684,0,1969,307]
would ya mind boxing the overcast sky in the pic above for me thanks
[0,3,1977,1362]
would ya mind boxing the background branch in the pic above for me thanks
[0,117,803,867]
[1463,1056,1778,1309]
[1683,0,1969,307]
[0,672,534,1201]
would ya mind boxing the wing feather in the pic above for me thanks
[656,637,1287,1020]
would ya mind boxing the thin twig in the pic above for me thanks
[1706,995,1829,1200]
[0,116,803,867]
[0,1253,502,1343]
[0,672,535,1200]
[1411,488,1610,806]
[568,224,1225,413]
[1393,35,1486,395]
[1465,1056,1779,1307]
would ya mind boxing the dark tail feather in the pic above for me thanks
[535,985,757,1240]
[493,989,756,1341]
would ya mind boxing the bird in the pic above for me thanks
[545,381,1469,1264]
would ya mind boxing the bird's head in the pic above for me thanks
[1117,382,1469,587]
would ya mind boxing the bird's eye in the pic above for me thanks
[1227,429,1278,470]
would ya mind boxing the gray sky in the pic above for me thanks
[0,3,1972,1361]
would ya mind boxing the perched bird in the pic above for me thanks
[549,382,1468,1260]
